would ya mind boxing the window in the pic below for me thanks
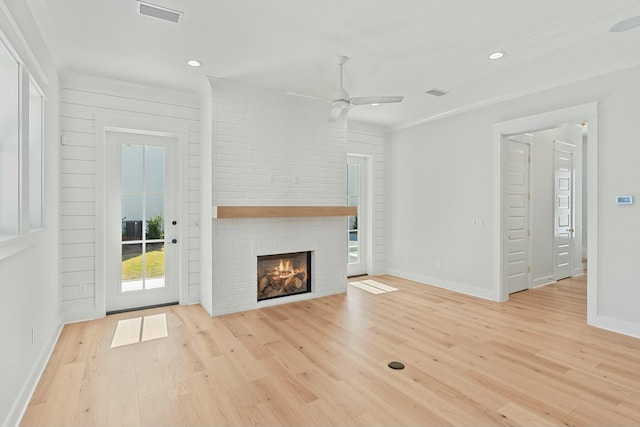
[0,39,20,237]
[29,82,44,229]
[0,34,46,243]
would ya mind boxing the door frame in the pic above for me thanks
[347,153,373,276]
[493,102,598,325]
[94,113,190,318]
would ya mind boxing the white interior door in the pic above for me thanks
[106,132,180,312]
[347,156,367,277]
[554,140,575,280]
[506,138,531,294]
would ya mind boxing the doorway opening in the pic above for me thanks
[347,155,370,277]
[494,102,598,325]
[506,124,586,295]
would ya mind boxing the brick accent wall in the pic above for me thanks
[207,78,348,315]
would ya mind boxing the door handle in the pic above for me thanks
[568,228,575,233]
[171,239,177,244]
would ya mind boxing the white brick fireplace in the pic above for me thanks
[204,78,349,316]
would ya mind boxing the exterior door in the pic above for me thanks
[506,138,530,294]
[106,132,180,312]
[347,156,367,277]
[554,140,575,280]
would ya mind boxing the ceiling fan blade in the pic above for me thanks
[329,104,351,122]
[350,96,404,106]
[286,92,331,102]
[329,105,344,122]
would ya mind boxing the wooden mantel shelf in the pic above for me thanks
[212,205,356,219]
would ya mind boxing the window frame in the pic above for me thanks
[0,28,47,259]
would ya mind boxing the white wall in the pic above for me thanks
[59,72,201,321]
[206,78,348,315]
[0,1,61,426]
[389,62,640,336]
[347,121,388,275]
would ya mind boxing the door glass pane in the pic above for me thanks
[145,146,165,192]
[122,144,144,193]
[122,194,143,240]
[145,194,164,240]
[347,162,360,265]
[122,243,143,292]
[121,142,167,292]
[348,163,359,197]
[145,242,165,289]
[348,231,359,264]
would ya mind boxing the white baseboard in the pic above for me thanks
[590,314,640,339]
[386,268,495,301]
[64,308,103,324]
[4,323,63,427]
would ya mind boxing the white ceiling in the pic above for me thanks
[26,0,640,129]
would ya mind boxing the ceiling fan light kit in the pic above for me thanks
[328,55,404,121]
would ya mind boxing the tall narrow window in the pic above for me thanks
[29,82,43,229]
[0,40,20,237]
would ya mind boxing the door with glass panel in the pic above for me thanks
[347,156,367,277]
[106,132,179,312]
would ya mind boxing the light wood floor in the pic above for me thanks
[21,275,640,426]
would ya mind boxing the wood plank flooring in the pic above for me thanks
[21,275,640,426]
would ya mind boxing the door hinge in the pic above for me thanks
[528,266,531,273]
[528,229,531,237]
[528,192,531,200]
[528,156,531,164]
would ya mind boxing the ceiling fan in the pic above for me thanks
[329,55,403,122]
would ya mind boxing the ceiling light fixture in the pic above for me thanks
[610,16,640,32]
[186,59,201,67]
[371,103,380,106]
[488,51,506,60]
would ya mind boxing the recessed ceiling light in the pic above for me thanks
[371,103,380,106]
[610,16,640,32]
[488,51,506,60]
[186,59,201,67]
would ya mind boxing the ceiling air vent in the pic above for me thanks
[425,88,449,97]
[137,1,183,23]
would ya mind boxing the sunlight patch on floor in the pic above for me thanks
[349,280,398,294]
[110,313,168,348]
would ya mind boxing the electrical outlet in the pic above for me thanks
[79,284,87,297]
[472,218,484,227]
[31,328,35,344]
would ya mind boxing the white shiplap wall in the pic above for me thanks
[347,121,388,275]
[60,73,200,321]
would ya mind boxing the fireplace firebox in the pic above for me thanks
[257,251,311,301]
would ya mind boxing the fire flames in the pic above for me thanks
[258,255,309,300]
